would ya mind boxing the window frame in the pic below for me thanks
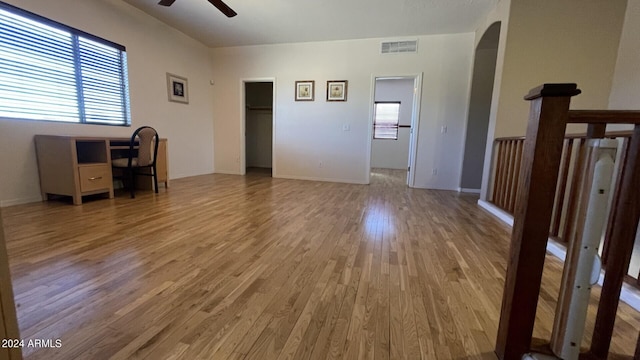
[0,1,131,127]
[372,101,401,140]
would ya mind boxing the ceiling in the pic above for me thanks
[123,0,499,48]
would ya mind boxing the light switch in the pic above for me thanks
[343,124,350,131]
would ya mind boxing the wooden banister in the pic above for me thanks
[491,130,635,261]
[493,83,640,360]
[568,110,640,124]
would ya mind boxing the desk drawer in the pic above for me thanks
[79,165,111,192]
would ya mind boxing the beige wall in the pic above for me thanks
[495,0,627,138]
[479,0,628,199]
[0,0,215,206]
[211,33,475,190]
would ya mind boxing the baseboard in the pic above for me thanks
[213,170,242,175]
[275,174,368,185]
[477,200,513,226]
[459,188,481,194]
[1,196,43,208]
[477,199,640,312]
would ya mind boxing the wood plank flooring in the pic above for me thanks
[2,169,638,359]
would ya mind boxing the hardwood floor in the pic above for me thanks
[2,169,638,359]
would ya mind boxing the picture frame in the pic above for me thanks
[326,80,348,102]
[295,80,314,101]
[166,73,189,104]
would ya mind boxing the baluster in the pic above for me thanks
[562,138,587,243]
[602,136,630,267]
[493,141,505,205]
[504,140,516,211]
[498,140,508,209]
[509,140,524,213]
[550,139,573,238]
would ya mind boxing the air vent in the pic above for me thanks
[381,40,418,54]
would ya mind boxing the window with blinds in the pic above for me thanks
[373,102,401,140]
[0,2,131,126]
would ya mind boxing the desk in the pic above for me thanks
[34,136,169,205]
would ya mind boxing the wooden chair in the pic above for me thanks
[112,126,159,198]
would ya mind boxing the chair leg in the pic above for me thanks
[129,169,135,199]
[153,165,159,193]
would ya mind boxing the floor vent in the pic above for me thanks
[381,40,418,54]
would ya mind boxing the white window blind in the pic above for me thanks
[373,102,401,140]
[0,3,130,126]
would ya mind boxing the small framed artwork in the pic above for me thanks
[166,73,189,104]
[295,80,314,101]
[327,80,348,101]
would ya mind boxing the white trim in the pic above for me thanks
[276,174,367,185]
[213,169,242,175]
[366,73,422,187]
[459,188,481,194]
[478,199,513,226]
[477,199,640,312]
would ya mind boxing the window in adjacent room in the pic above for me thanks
[0,2,131,126]
[373,102,401,140]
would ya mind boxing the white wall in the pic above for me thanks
[371,79,414,170]
[609,0,640,110]
[607,0,640,283]
[211,33,474,190]
[0,0,214,206]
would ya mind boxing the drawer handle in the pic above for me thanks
[88,176,103,181]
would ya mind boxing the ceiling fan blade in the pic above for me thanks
[208,0,237,17]
[158,0,176,6]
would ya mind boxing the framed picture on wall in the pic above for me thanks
[167,73,189,104]
[295,80,314,101]
[327,80,348,101]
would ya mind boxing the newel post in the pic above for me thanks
[495,84,581,360]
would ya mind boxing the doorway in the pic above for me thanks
[369,76,420,186]
[243,81,274,176]
[460,22,501,193]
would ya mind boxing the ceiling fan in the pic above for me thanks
[158,0,237,18]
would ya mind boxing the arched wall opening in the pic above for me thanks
[460,22,501,192]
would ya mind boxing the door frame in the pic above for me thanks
[366,73,423,186]
[240,78,277,176]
